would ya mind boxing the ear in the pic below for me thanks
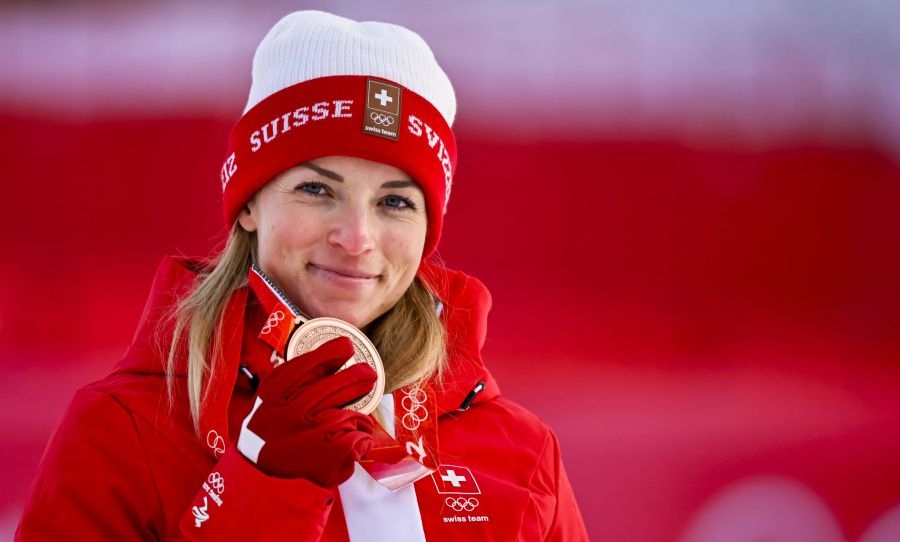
[237,196,258,233]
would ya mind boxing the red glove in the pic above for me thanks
[237,336,378,487]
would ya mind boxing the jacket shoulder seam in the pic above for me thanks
[83,385,167,533]
[513,428,555,538]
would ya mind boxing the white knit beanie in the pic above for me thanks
[244,11,456,126]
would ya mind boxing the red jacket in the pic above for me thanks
[17,256,587,541]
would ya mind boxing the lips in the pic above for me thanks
[309,263,379,280]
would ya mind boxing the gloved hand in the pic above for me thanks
[237,336,377,487]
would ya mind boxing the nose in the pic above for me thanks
[327,204,376,256]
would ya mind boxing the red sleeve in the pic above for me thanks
[16,386,335,541]
[544,430,590,541]
[173,445,334,541]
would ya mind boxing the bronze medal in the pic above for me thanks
[285,317,385,415]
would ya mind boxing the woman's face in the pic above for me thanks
[238,155,428,329]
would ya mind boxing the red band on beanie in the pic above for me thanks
[220,75,457,258]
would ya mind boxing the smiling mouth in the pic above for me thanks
[309,263,380,281]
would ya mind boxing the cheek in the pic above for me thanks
[259,214,317,264]
[379,230,424,312]
[382,224,427,266]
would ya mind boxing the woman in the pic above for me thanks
[16,10,588,541]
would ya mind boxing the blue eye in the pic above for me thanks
[296,182,329,196]
[382,195,416,211]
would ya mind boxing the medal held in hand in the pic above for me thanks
[249,264,385,415]
[285,317,385,415]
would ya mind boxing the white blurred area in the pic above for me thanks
[2,0,899,153]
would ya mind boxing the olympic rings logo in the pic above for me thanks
[401,386,429,431]
[261,310,285,335]
[370,112,395,126]
[207,472,225,494]
[445,497,479,512]
[206,430,225,455]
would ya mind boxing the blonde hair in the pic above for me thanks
[165,223,446,432]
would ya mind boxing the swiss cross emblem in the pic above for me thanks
[367,81,401,115]
[431,465,481,495]
[373,88,393,108]
[363,78,402,141]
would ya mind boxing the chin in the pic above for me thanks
[311,304,371,329]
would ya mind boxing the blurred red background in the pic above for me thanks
[2,2,899,541]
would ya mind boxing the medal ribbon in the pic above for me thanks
[246,266,438,489]
[248,266,302,358]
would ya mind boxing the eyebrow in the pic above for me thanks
[301,162,417,189]
[381,180,418,189]
[301,162,344,182]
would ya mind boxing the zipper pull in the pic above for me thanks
[239,365,259,392]
[457,381,485,412]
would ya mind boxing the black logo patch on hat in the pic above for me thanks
[363,79,402,141]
